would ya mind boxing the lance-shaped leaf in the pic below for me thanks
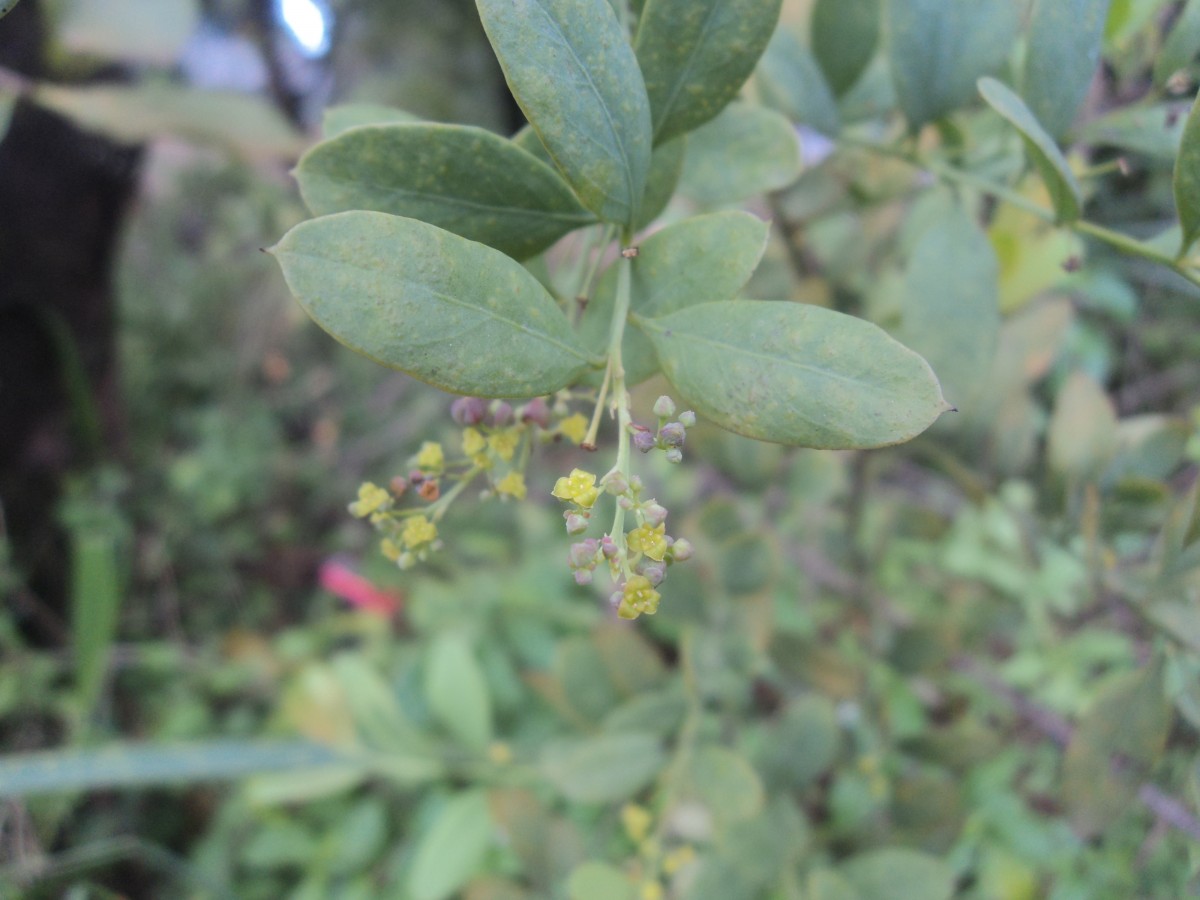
[634,0,783,144]
[476,0,652,227]
[270,212,597,398]
[979,77,1083,223]
[580,211,769,385]
[1023,0,1111,140]
[757,28,841,137]
[887,0,1019,130]
[811,0,881,97]
[1175,90,1200,256]
[296,124,594,260]
[637,301,950,448]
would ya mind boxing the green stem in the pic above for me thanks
[428,465,481,522]
[606,238,636,576]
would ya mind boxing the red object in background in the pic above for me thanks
[318,559,402,617]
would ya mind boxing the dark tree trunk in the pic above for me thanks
[0,1,141,637]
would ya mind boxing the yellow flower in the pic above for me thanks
[627,523,668,561]
[662,845,695,875]
[415,441,444,474]
[495,471,527,500]
[617,575,660,619]
[488,428,520,462]
[558,412,589,444]
[380,538,402,562]
[621,803,653,843]
[401,514,438,549]
[640,882,664,900]
[462,427,486,456]
[348,482,391,518]
[551,468,599,509]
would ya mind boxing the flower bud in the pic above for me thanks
[638,561,666,585]
[565,512,589,534]
[669,537,694,562]
[600,534,618,559]
[678,410,696,427]
[389,476,409,497]
[665,447,683,464]
[574,569,594,585]
[618,496,634,510]
[568,538,599,568]
[418,479,440,501]
[601,471,629,496]
[451,396,487,425]
[632,430,656,453]
[642,500,668,527]
[520,397,550,428]
[490,401,513,427]
[652,395,676,418]
[659,422,686,447]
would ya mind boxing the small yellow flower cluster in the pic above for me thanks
[348,482,391,519]
[351,394,598,573]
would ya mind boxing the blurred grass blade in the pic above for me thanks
[0,740,347,798]
[69,525,121,717]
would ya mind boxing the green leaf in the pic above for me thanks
[1156,0,1200,85]
[32,83,304,161]
[634,0,783,144]
[978,77,1083,223]
[270,212,596,398]
[682,745,765,827]
[476,0,652,226]
[0,741,349,798]
[840,849,955,900]
[59,0,199,66]
[1175,90,1200,256]
[1078,103,1187,161]
[322,103,420,138]
[677,102,802,206]
[887,0,1019,130]
[756,28,842,136]
[1047,371,1119,479]
[811,0,881,96]
[567,862,638,900]
[1062,658,1173,836]
[636,136,686,229]
[1023,0,1112,140]
[581,211,769,385]
[808,869,863,900]
[899,206,1000,414]
[539,732,666,802]
[407,791,494,900]
[296,124,595,260]
[425,633,494,750]
[637,301,950,449]
[68,525,122,718]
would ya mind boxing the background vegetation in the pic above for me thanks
[2,0,1200,897]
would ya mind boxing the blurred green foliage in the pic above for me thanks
[3,0,1200,898]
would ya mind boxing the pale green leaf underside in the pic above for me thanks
[677,101,801,206]
[978,77,1083,223]
[1174,90,1200,256]
[580,210,769,386]
[634,0,783,144]
[271,211,595,398]
[296,123,594,260]
[1023,0,1111,140]
[476,0,652,227]
[887,0,1019,129]
[899,206,1000,415]
[638,301,950,448]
